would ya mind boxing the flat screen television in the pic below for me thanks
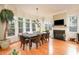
[54,19,64,25]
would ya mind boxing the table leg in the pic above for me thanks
[44,36,47,43]
[20,42,22,48]
[36,42,38,49]
[39,40,41,46]
[77,41,79,44]
[48,38,49,42]
[23,44,25,50]
[29,40,32,50]
[41,39,44,44]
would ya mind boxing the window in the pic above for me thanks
[8,20,15,36]
[69,16,77,32]
[45,24,49,31]
[18,17,23,33]
[32,20,36,31]
[26,19,30,31]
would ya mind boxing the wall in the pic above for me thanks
[53,8,79,40]
[0,5,5,40]
[0,5,52,43]
[0,20,4,40]
[53,13,66,20]
[53,12,68,40]
[6,16,53,43]
[66,8,79,40]
[53,12,67,29]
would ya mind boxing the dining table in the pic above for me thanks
[19,32,49,50]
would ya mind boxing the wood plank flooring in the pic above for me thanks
[0,41,48,55]
[0,39,79,55]
[53,39,79,55]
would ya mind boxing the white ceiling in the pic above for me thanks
[3,4,79,17]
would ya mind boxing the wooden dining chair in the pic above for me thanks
[45,32,50,42]
[19,35,29,50]
[40,34,46,44]
[31,35,41,49]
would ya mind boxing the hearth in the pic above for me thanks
[53,30,65,41]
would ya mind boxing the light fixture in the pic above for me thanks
[36,8,39,22]
[34,8,41,32]
[34,8,40,27]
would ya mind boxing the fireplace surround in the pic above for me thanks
[53,30,65,41]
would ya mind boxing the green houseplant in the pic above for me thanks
[0,9,14,40]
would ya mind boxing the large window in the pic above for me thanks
[45,24,48,31]
[18,17,23,33]
[8,20,15,36]
[26,19,30,31]
[69,16,77,32]
[32,20,36,31]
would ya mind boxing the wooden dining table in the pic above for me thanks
[19,32,49,50]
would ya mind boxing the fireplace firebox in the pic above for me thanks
[53,30,65,41]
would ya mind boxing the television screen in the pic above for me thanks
[54,19,64,25]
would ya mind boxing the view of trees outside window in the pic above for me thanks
[18,17,23,33]
[26,19,30,31]
[32,20,36,31]
[8,20,15,36]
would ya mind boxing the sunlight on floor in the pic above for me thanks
[53,39,79,55]
[0,41,48,55]
[49,38,53,55]
[67,44,77,55]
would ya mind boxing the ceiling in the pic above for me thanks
[2,4,79,17]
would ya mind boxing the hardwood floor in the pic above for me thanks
[53,39,79,55]
[0,41,48,55]
[1,39,79,55]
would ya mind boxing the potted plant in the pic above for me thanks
[0,9,14,49]
[11,49,20,55]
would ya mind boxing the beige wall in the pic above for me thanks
[0,20,4,40]
[1,4,79,41]
[53,8,79,40]
[53,13,66,20]
[53,12,68,40]
[53,12,67,28]
[66,8,79,40]
[0,5,4,40]
[0,5,52,42]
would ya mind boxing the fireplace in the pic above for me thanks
[53,30,65,41]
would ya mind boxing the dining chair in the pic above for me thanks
[19,35,29,50]
[31,35,41,49]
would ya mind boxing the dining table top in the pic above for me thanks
[21,32,48,39]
